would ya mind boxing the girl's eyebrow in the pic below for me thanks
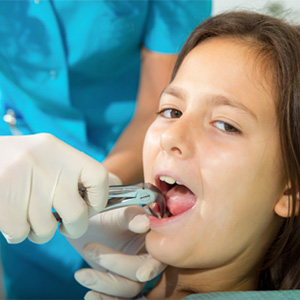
[209,95,258,121]
[161,86,186,101]
[161,86,257,121]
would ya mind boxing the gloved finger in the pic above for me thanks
[1,226,30,244]
[67,209,147,273]
[58,204,89,239]
[1,215,30,244]
[27,205,57,244]
[74,268,144,298]
[0,175,30,243]
[83,242,147,281]
[98,206,149,235]
[85,291,127,300]
[108,173,122,186]
[27,179,57,244]
[136,254,167,282]
[128,213,150,234]
[53,182,89,238]
[28,215,56,244]
[79,159,109,217]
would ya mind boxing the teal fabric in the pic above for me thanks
[142,273,161,294]
[185,290,300,299]
[0,1,212,299]
[0,0,212,160]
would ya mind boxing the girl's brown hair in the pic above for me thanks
[171,11,300,290]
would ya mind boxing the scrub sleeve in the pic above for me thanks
[0,1,212,298]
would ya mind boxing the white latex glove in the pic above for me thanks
[75,243,165,299]
[0,133,109,244]
[68,205,166,299]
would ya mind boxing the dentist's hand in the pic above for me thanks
[68,206,166,299]
[75,243,166,299]
[0,133,109,244]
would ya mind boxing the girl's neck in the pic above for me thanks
[147,265,258,299]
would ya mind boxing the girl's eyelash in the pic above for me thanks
[157,108,182,118]
[212,121,240,135]
[156,110,240,135]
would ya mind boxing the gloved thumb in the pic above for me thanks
[128,213,150,233]
[96,205,150,236]
[82,242,166,282]
[85,291,127,300]
[108,173,122,186]
[136,254,167,282]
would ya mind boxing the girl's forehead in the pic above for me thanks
[180,36,275,96]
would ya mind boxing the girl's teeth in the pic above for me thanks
[159,175,182,185]
[160,175,175,184]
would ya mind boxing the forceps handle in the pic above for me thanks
[104,184,154,211]
[54,183,155,223]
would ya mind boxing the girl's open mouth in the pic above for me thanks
[150,175,197,221]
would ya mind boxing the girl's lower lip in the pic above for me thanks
[149,207,194,228]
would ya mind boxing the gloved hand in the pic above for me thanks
[68,206,166,299]
[75,243,166,299]
[0,133,109,244]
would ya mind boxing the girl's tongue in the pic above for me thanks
[165,185,197,216]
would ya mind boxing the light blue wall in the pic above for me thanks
[213,0,300,23]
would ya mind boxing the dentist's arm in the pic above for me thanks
[0,133,109,244]
[103,47,177,184]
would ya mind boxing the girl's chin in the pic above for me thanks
[145,235,177,266]
[146,207,198,265]
[145,232,191,269]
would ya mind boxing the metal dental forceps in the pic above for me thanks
[54,183,165,222]
[103,183,165,218]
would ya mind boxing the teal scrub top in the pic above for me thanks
[0,1,212,299]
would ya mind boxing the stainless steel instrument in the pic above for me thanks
[54,182,165,222]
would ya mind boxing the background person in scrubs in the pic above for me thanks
[0,1,212,299]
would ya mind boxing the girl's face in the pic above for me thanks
[143,37,286,272]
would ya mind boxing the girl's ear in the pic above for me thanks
[274,188,300,218]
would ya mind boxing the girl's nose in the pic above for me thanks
[160,118,194,159]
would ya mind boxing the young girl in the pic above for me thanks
[76,11,300,299]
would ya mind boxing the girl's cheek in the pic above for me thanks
[144,125,161,153]
[143,126,161,175]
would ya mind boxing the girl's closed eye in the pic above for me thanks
[158,108,182,119]
[212,120,240,134]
